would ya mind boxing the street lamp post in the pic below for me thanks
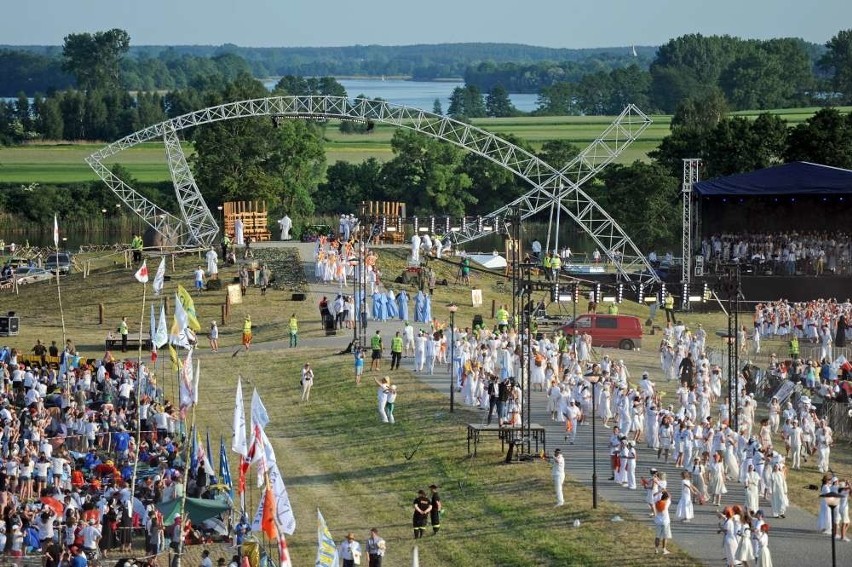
[101,209,107,239]
[448,304,458,412]
[587,372,601,509]
[821,491,841,567]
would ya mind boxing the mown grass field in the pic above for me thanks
[1,247,705,567]
[2,106,849,185]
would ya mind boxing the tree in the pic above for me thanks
[485,85,517,117]
[535,82,577,116]
[784,107,852,168]
[315,158,385,213]
[33,96,64,140]
[537,140,580,170]
[190,74,327,219]
[447,85,485,118]
[704,114,788,177]
[62,28,131,90]
[595,161,681,251]
[432,98,443,115]
[820,29,852,103]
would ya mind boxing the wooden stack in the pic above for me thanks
[359,201,406,244]
[224,201,271,242]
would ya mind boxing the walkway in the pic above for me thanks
[263,241,850,567]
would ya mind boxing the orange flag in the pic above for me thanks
[261,482,278,539]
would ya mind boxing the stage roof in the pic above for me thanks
[693,161,852,196]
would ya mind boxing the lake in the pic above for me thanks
[263,78,540,113]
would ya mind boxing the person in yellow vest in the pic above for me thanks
[789,335,799,359]
[288,314,298,348]
[119,316,129,352]
[543,253,552,281]
[242,315,253,351]
[131,235,143,263]
[551,253,562,280]
[496,304,510,332]
[664,293,675,324]
[390,331,404,370]
[608,303,619,315]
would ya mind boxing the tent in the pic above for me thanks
[693,161,852,196]
[156,497,230,525]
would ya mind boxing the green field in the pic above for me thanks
[1,106,849,185]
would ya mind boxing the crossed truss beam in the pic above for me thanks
[86,96,659,284]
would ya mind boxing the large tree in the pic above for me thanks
[190,74,326,219]
[704,114,788,177]
[62,28,131,91]
[485,85,517,117]
[447,85,486,118]
[783,107,852,168]
[820,29,852,104]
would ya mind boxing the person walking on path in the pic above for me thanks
[390,331,403,370]
[370,330,383,372]
[413,490,431,539]
[677,470,697,522]
[288,314,298,348]
[429,484,442,534]
[241,315,252,351]
[365,528,386,567]
[300,363,314,403]
[119,317,129,352]
[654,490,673,555]
[194,265,205,293]
[208,321,219,352]
[551,448,566,507]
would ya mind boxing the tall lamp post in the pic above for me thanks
[448,303,458,412]
[101,208,107,239]
[821,491,841,567]
[587,371,601,509]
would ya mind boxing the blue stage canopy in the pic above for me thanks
[693,161,852,196]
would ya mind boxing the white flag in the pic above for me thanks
[179,348,195,409]
[193,359,201,405]
[53,214,59,248]
[152,256,166,295]
[251,462,296,535]
[251,388,270,431]
[170,292,190,348]
[232,377,247,457]
[154,305,168,349]
[134,260,149,283]
[316,509,339,567]
[150,305,157,346]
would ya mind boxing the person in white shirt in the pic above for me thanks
[551,448,565,506]
[81,519,101,551]
[365,527,386,567]
[339,532,361,567]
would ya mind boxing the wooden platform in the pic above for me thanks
[466,423,546,457]
[105,333,153,352]
[224,201,272,242]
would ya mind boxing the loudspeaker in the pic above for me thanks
[0,316,20,336]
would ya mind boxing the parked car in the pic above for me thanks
[44,251,73,274]
[560,313,643,350]
[13,266,54,285]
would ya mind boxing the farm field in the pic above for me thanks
[1,106,848,185]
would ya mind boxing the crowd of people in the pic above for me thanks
[700,232,852,276]
[0,340,232,567]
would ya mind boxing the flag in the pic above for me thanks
[260,481,278,539]
[277,532,293,567]
[154,305,168,349]
[193,358,201,405]
[232,378,247,457]
[412,545,419,567]
[206,429,214,480]
[176,284,201,331]
[179,349,195,410]
[134,260,149,283]
[190,425,198,472]
[150,305,157,347]
[152,256,166,295]
[196,429,214,476]
[170,292,190,348]
[239,424,262,495]
[250,462,295,535]
[168,343,180,372]
[316,509,339,567]
[53,214,59,248]
[219,436,233,496]
[250,388,270,432]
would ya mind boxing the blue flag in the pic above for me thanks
[189,425,198,473]
[220,436,233,496]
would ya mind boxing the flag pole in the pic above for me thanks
[130,278,147,506]
[176,385,198,567]
[53,214,67,348]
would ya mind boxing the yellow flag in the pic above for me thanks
[168,343,181,372]
[176,284,201,331]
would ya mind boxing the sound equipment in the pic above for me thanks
[0,316,20,336]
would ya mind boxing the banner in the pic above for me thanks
[134,260,149,283]
[316,509,339,567]
[154,305,169,349]
[176,284,201,331]
[152,256,166,295]
[232,377,247,456]
[179,349,195,410]
[251,462,296,535]
[250,388,270,431]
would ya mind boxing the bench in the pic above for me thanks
[105,334,153,352]
[466,423,546,457]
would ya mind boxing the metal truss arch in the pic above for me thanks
[87,96,658,284]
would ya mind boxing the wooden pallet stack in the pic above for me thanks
[358,201,407,244]
[224,201,272,242]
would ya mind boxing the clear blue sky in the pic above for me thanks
[2,0,845,47]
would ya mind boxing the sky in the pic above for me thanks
[1,0,845,48]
